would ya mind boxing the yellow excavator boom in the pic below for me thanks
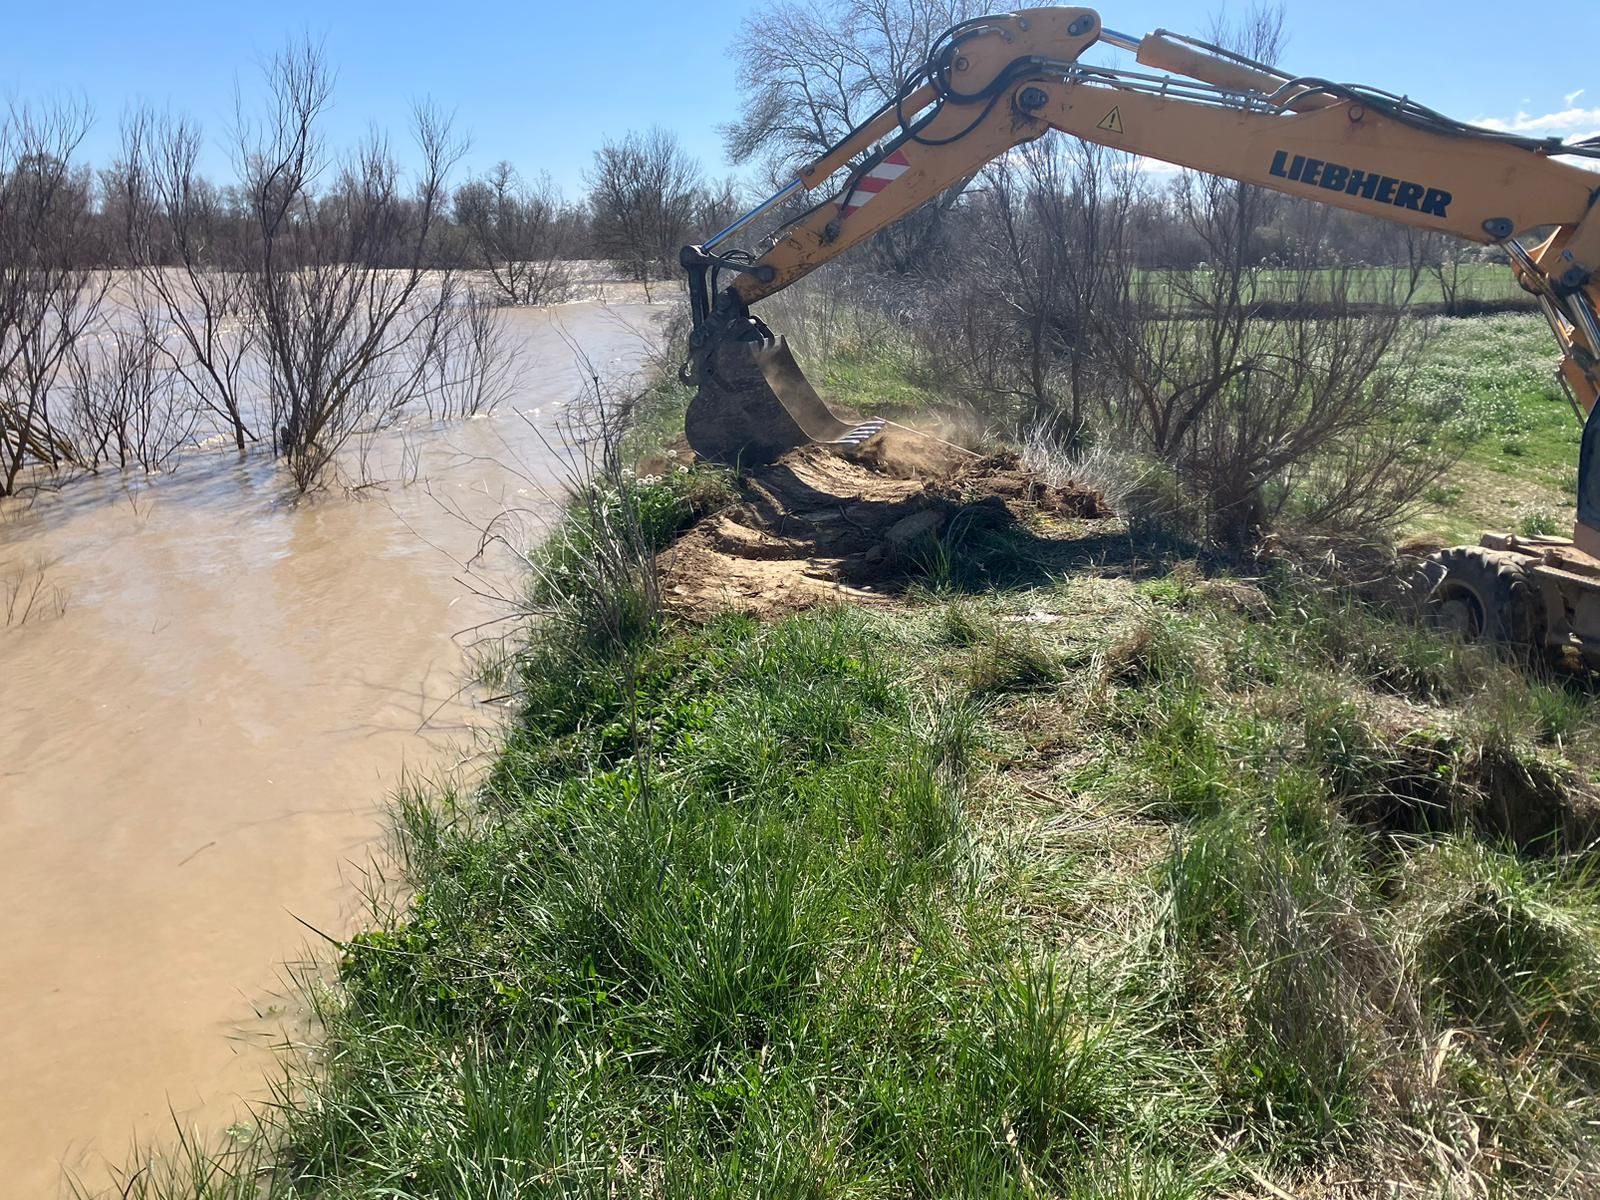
[680,7,1600,641]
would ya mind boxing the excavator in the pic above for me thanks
[678,7,1600,663]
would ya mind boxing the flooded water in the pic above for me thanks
[0,300,666,1195]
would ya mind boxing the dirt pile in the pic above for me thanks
[658,429,1111,619]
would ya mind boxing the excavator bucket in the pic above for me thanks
[685,335,885,466]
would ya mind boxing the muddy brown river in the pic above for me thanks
[0,301,664,1195]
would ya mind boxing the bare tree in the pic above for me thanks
[695,177,746,243]
[724,0,976,177]
[931,138,1139,437]
[111,109,258,451]
[1092,139,1444,543]
[586,128,700,300]
[0,100,106,495]
[723,0,982,275]
[453,163,572,305]
[66,304,196,472]
[237,39,465,490]
[1406,229,1482,316]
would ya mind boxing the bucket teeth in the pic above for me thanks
[831,419,886,447]
[686,336,879,466]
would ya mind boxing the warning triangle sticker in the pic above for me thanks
[1097,106,1124,134]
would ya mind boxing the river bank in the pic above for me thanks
[0,300,666,1194]
[108,394,1600,1198]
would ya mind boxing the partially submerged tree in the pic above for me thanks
[586,127,701,299]
[111,108,257,452]
[453,162,572,305]
[397,281,517,421]
[66,304,196,473]
[238,39,466,490]
[0,100,106,495]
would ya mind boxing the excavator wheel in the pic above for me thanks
[1416,546,1544,649]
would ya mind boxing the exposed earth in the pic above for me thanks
[655,427,1112,620]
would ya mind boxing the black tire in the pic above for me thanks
[1415,546,1544,648]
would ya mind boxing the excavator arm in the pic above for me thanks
[681,6,1600,553]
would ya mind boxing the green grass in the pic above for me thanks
[819,341,948,419]
[624,369,698,460]
[1408,313,1584,541]
[105,463,1600,1197]
[1135,263,1532,311]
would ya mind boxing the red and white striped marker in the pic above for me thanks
[838,148,911,219]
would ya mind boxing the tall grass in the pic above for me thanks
[95,403,1600,1197]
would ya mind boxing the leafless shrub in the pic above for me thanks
[453,163,573,306]
[0,275,104,490]
[1407,228,1490,316]
[237,39,465,491]
[2,554,68,627]
[1093,178,1446,544]
[401,285,517,421]
[0,100,107,494]
[1282,424,1454,540]
[111,109,258,451]
[928,140,1139,437]
[66,307,196,472]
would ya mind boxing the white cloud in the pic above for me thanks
[1556,146,1600,174]
[1473,105,1600,136]
[1475,105,1600,173]
[1133,156,1184,176]
[1566,88,1586,107]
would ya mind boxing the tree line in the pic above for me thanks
[13,120,737,297]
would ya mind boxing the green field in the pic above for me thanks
[1408,313,1583,542]
[1136,263,1532,311]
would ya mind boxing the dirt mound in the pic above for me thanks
[658,433,1110,619]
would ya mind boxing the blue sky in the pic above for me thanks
[4,0,1595,199]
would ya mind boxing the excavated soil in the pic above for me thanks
[658,428,1111,620]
